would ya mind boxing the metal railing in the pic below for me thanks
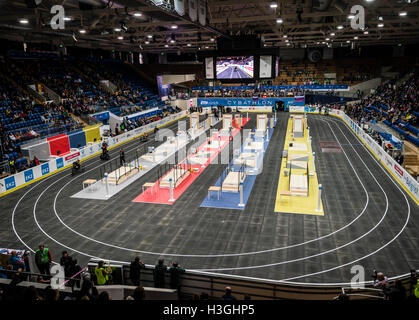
[85,259,419,300]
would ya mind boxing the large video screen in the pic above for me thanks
[216,56,254,79]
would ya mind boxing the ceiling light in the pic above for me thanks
[64,17,71,21]
[79,29,86,34]
[147,34,153,38]
[316,42,320,44]
[325,37,330,41]
[276,18,283,23]
[286,43,290,46]
[170,40,175,43]
[364,31,369,34]
[346,40,350,43]
[114,28,121,32]
[187,43,191,47]
[283,35,287,38]
[118,36,123,40]
[337,25,344,29]
[399,11,407,16]
[354,36,358,39]
[365,0,374,2]
[321,41,325,44]
[378,16,383,21]
[134,12,142,17]
[348,14,355,19]
[171,25,178,29]
[285,39,289,42]
[145,41,150,44]
[164,44,169,47]
[205,46,209,49]
[330,32,335,36]
[270,3,278,8]
[19,18,29,24]
[210,38,215,41]
[378,23,384,27]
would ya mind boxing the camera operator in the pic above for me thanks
[373,271,389,289]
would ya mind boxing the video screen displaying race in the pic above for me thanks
[216,56,254,79]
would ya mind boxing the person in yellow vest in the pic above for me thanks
[415,279,419,299]
[94,261,111,286]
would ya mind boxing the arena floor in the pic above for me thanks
[1,112,418,286]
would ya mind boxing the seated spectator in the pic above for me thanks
[23,286,43,301]
[9,250,25,271]
[98,291,111,301]
[222,286,237,301]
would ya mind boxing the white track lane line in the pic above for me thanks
[190,117,390,270]
[277,117,410,283]
[50,115,372,258]
[14,116,412,286]
[11,120,184,256]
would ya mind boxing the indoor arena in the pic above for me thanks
[0,0,418,306]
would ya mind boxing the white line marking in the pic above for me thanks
[50,114,371,257]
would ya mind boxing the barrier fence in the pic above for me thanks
[84,260,418,300]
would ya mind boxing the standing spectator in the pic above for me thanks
[222,286,237,301]
[35,244,52,277]
[32,156,39,167]
[169,261,185,290]
[373,272,389,289]
[59,251,72,278]
[119,148,125,166]
[94,261,111,286]
[129,256,145,286]
[384,279,406,300]
[67,259,82,288]
[153,259,167,288]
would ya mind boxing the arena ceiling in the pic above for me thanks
[0,0,418,53]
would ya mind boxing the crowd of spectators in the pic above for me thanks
[343,73,419,166]
[0,245,258,301]
[0,55,174,177]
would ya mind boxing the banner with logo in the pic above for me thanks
[197,97,304,108]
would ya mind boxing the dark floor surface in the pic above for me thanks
[1,112,418,285]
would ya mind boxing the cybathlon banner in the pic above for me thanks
[198,0,206,26]
[174,0,185,15]
[198,97,304,107]
[189,0,197,22]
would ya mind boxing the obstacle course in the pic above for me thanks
[133,115,250,205]
[201,117,276,210]
[274,113,323,215]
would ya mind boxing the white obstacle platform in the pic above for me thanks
[159,168,191,188]
[222,171,246,193]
